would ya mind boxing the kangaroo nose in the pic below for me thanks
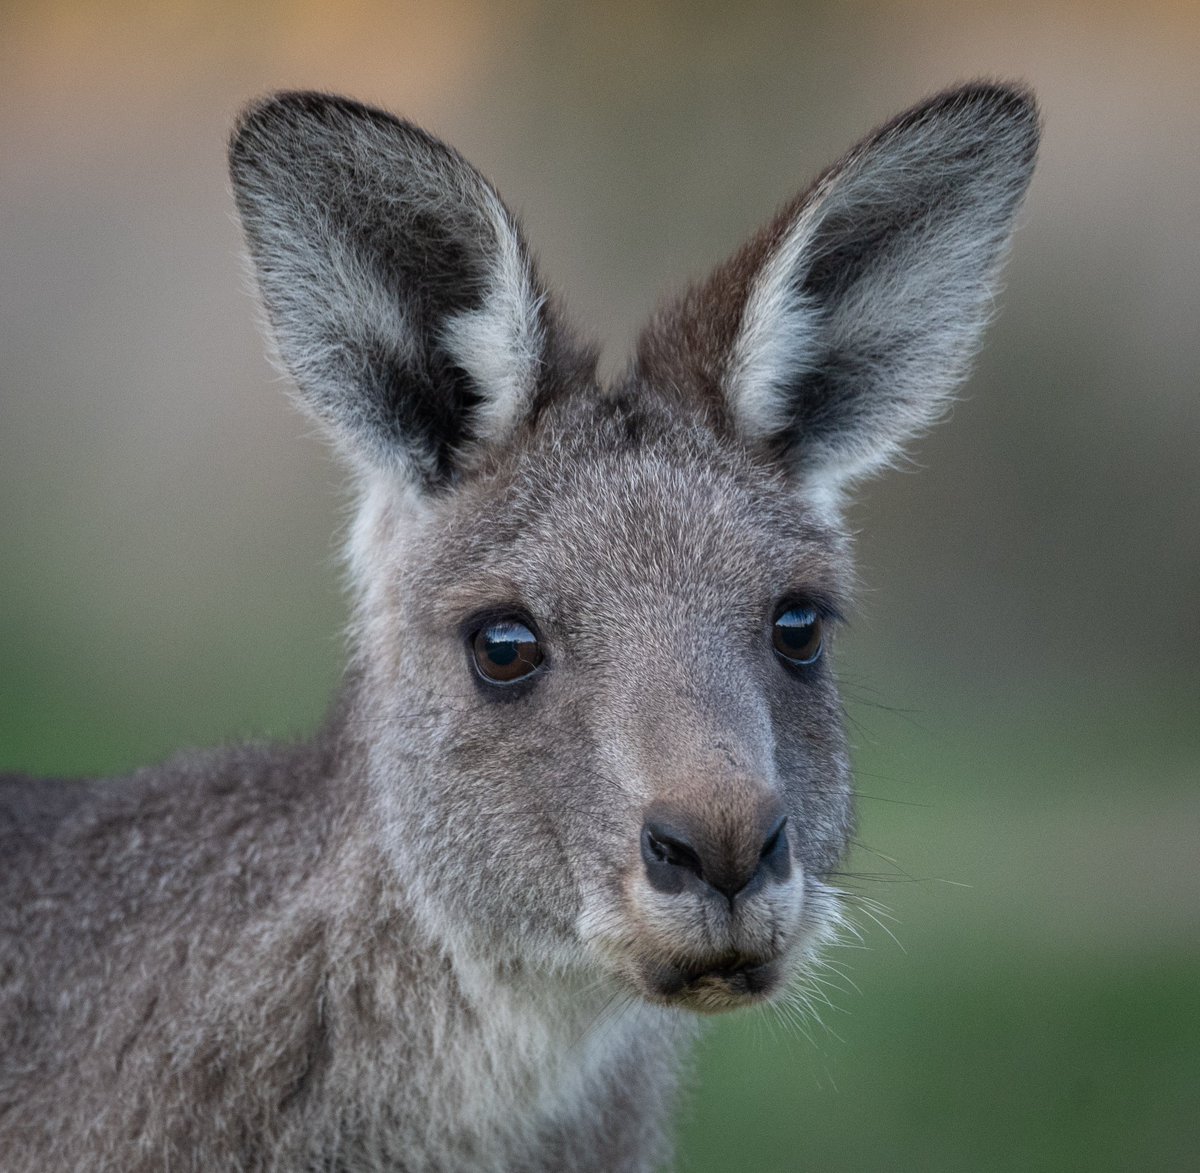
[640,803,791,903]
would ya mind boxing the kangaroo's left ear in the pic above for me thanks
[635,82,1040,505]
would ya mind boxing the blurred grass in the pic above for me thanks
[682,949,1199,1172]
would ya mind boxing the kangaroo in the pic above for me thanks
[0,83,1038,1171]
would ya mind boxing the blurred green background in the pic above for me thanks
[2,2,1197,1169]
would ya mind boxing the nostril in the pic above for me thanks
[642,822,705,879]
[640,805,791,902]
[759,816,784,860]
[757,813,791,887]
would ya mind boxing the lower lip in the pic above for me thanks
[655,961,779,1004]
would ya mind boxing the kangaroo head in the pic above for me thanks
[229,86,1038,1012]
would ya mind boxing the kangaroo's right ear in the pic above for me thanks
[229,92,550,485]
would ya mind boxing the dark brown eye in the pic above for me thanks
[471,618,544,684]
[772,606,824,666]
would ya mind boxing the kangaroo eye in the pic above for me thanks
[772,606,824,667]
[471,619,544,684]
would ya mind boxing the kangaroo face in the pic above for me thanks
[229,87,1038,1013]
[353,394,853,1009]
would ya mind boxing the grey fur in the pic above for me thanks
[0,83,1038,1171]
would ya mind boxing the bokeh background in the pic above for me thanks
[2,2,1197,1169]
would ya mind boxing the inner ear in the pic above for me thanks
[373,348,485,484]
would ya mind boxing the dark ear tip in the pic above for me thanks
[869,79,1041,175]
[229,91,320,173]
[228,91,413,174]
[925,79,1040,139]
[233,89,388,130]
[945,79,1038,114]
[225,91,453,193]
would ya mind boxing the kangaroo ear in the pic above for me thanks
[636,83,1040,504]
[229,92,549,485]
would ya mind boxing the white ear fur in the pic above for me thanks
[726,204,826,442]
[439,187,546,446]
[724,83,1040,503]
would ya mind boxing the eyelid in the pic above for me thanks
[774,594,845,627]
[779,605,818,623]
[458,606,543,644]
[485,619,536,640]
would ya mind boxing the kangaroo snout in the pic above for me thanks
[602,787,807,1013]
[641,800,791,904]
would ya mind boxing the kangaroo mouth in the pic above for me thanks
[641,954,784,1013]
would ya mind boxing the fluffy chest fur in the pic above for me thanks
[294,953,686,1172]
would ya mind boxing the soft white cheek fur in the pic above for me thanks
[343,469,430,623]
